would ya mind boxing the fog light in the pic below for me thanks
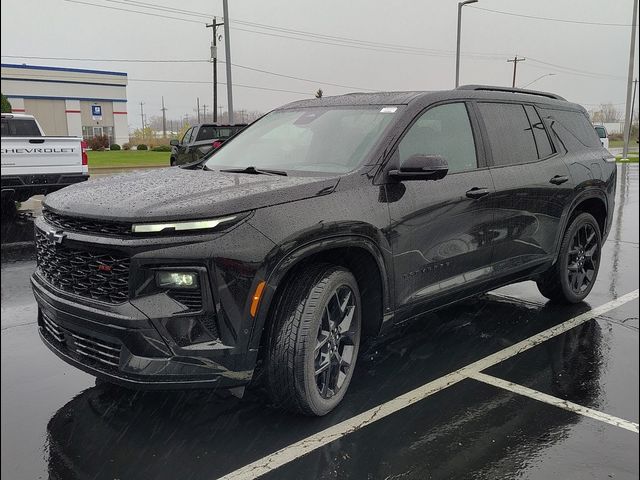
[156,271,199,289]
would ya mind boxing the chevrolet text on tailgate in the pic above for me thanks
[1,113,89,210]
[32,85,616,416]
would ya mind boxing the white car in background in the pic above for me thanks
[594,125,609,149]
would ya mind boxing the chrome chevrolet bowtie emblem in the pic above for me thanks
[46,230,66,245]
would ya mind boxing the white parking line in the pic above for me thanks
[219,289,639,480]
[469,371,639,433]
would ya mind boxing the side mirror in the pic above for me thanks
[169,139,180,147]
[389,154,449,181]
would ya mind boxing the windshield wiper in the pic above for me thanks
[219,166,288,176]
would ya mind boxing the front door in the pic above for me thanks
[385,102,496,320]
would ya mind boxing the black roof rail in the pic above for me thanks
[457,84,566,101]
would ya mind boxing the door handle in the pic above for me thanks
[466,187,490,199]
[549,175,569,185]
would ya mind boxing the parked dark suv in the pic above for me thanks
[32,86,616,415]
[169,123,247,166]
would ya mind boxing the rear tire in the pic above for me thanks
[537,212,602,303]
[266,264,361,416]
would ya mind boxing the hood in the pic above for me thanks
[44,167,339,221]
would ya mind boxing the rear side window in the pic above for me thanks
[524,105,555,159]
[0,118,42,136]
[478,103,538,166]
[545,109,602,148]
[398,103,478,174]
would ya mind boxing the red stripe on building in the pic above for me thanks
[11,109,26,112]
[65,109,81,113]
[113,111,128,115]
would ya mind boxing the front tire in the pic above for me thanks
[266,264,361,416]
[537,212,602,303]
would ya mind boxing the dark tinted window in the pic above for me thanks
[524,105,555,159]
[196,126,217,141]
[595,126,607,139]
[478,103,538,166]
[398,103,477,173]
[1,118,42,136]
[181,127,194,144]
[545,109,601,148]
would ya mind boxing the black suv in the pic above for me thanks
[32,86,616,416]
[169,123,247,166]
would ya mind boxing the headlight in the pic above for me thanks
[132,215,237,234]
[156,271,199,290]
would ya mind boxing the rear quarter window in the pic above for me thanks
[541,109,601,148]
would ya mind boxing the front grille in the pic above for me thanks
[41,313,122,372]
[168,290,203,311]
[43,209,132,237]
[35,229,130,303]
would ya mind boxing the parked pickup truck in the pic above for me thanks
[169,123,247,166]
[1,113,89,210]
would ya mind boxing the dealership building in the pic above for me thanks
[1,63,129,145]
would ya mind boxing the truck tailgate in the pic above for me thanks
[1,137,86,176]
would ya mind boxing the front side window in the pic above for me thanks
[478,103,539,166]
[182,127,194,144]
[398,103,478,174]
[204,107,397,174]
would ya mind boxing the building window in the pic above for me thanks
[82,126,114,144]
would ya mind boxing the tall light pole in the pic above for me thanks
[455,0,478,88]
[521,73,556,89]
[222,0,234,124]
[622,0,638,160]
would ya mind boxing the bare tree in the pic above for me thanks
[591,103,621,123]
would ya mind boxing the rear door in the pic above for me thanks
[386,102,497,318]
[475,101,574,274]
[192,125,218,160]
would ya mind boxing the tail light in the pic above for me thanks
[81,140,88,166]
[212,140,223,149]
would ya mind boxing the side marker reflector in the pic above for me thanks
[250,281,266,318]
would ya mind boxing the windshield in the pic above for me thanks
[595,126,607,139]
[204,106,398,173]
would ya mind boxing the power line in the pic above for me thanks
[469,6,633,27]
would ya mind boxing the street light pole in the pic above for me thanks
[222,0,234,124]
[455,0,478,88]
[521,73,556,89]
[622,0,638,160]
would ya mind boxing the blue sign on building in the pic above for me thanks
[91,105,102,117]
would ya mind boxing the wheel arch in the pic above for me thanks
[554,189,608,257]
[249,235,392,352]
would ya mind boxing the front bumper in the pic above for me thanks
[32,273,255,390]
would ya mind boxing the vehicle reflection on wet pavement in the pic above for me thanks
[1,165,638,480]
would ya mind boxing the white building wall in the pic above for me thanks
[8,97,25,112]
[113,101,129,146]
[65,99,82,138]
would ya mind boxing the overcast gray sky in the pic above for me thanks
[2,0,638,129]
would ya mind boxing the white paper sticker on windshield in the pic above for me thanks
[380,107,397,113]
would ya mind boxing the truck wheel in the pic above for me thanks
[266,264,361,416]
[170,158,177,166]
[537,212,602,304]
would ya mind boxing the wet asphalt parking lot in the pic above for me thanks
[1,164,638,480]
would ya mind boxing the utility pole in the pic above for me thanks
[197,97,201,123]
[161,96,167,138]
[207,17,224,123]
[218,105,224,122]
[455,0,478,88]
[222,0,234,124]
[631,79,638,131]
[507,56,526,88]
[139,102,145,139]
[203,104,208,122]
[622,0,639,160]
